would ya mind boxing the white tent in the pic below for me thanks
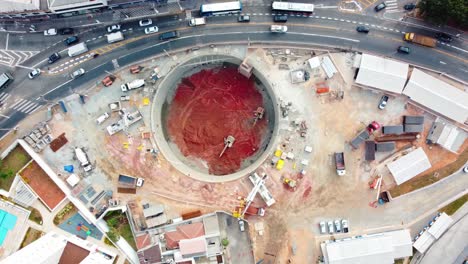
[403,69,468,124]
[355,54,409,94]
[387,148,431,185]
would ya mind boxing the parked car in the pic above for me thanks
[44,28,57,36]
[238,219,245,232]
[341,219,349,233]
[70,68,85,79]
[107,24,121,33]
[378,95,389,109]
[96,112,110,125]
[397,46,411,54]
[28,69,41,79]
[139,19,153,27]
[102,75,116,87]
[356,26,370,33]
[327,221,334,234]
[374,2,387,12]
[435,33,453,43]
[334,220,342,233]
[238,15,250,22]
[273,15,288,22]
[64,36,79,46]
[48,52,61,64]
[58,28,74,35]
[144,26,159,35]
[319,221,326,234]
[404,3,416,10]
[136,178,145,187]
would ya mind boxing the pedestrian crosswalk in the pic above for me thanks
[8,98,41,114]
[385,0,400,13]
[0,92,11,106]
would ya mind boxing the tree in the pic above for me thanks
[418,0,468,27]
[107,218,119,228]
[221,238,229,248]
[106,228,120,242]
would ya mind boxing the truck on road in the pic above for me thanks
[68,42,88,57]
[75,147,92,172]
[121,79,145,92]
[189,17,206,27]
[404,33,437,48]
[107,31,124,43]
[335,152,346,176]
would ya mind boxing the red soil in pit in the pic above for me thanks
[166,67,267,175]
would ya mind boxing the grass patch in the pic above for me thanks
[104,211,137,251]
[0,146,31,191]
[53,203,77,225]
[20,228,43,248]
[439,194,468,215]
[28,208,43,225]
[390,148,468,197]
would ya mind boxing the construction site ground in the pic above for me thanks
[9,45,467,263]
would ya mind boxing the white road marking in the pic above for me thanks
[27,104,42,114]
[23,103,38,113]
[352,21,357,24]
[10,98,25,109]
[16,101,34,112]
[439,61,446,65]
[449,45,468,54]
[41,79,73,97]
[5,33,9,51]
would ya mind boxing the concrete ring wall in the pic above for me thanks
[151,54,280,183]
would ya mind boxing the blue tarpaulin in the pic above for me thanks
[64,165,74,173]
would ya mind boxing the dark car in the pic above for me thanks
[238,15,250,22]
[58,28,74,35]
[356,26,370,33]
[273,15,288,22]
[397,46,410,54]
[378,95,389,110]
[435,33,453,43]
[404,3,416,10]
[159,31,179,41]
[64,36,79,46]
[374,2,387,12]
[48,52,61,64]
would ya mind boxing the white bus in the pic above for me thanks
[272,2,314,13]
[200,1,242,16]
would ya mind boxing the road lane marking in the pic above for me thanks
[5,33,9,51]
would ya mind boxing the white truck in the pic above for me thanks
[189,17,206,27]
[75,147,92,172]
[107,31,124,44]
[121,79,145,92]
[68,43,88,57]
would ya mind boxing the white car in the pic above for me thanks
[136,177,144,187]
[238,219,245,232]
[139,18,153,27]
[96,112,110,125]
[144,26,159,35]
[107,24,121,33]
[327,221,334,234]
[319,221,326,234]
[70,68,85,79]
[334,220,342,233]
[341,219,349,233]
[270,25,287,33]
[463,166,468,173]
[28,69,41,79]
[44,28,57,36]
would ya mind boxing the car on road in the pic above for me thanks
[341,219,349,233]
[404,3,416,10]
[144,26,159,35]
[374,2,387,12]
[270,25,288,33]
[64,36,79,46]
[273,15,288,22]
[238,15,250,22]
[378,95,389,109]
[159,31,179,40]
[238,219,245,232]
[334,220,342,233]
[319,221,326,234]
[58,28,74,35]
[139,19,153,27]
[463,166,468,173]
[327,221,334,234]
[397,46,411,54]
[28,69,41,79]
[70,68,85,79]
[136,177,145,187]
[107,24,121,33]
[48,52,61,64]
[44,28,57,36]
[102,75,116,87]
[435,33,453,43]
[356,26,370,33]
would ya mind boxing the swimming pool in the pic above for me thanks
[0,209,18,246]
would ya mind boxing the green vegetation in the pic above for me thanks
[28,208,43,225]
[20,228,43,248]
[104,211,137,250]
[53,203,77,225]
[0,146,31,190]
[221,238,229,248]
[390,148,468,197]
[104,237,116,247]
[418,0,467,27]
[439,194,468,215]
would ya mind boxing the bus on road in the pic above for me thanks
[272,2,314,14]
[200,1,242,16]
[0,73,13,90]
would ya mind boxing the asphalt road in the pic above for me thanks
[0,6,467,134]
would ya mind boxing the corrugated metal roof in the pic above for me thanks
[365,141,376,161]
[413,232,434,254]
[404,124,424,133]
[387,148,431,185]
[428,213,453,239]
[382,125,404,135]
[404,115,425,125]
[403,69,468,124]
[376,142,395,152]
[356,54,409,94]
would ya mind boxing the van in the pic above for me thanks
[96,112,110,125]
[159,31,179,41]
[273,15,288,22]
[270,25,287,33]
[107,32,124,44]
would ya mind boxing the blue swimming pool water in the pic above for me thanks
[0,209,18,246]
